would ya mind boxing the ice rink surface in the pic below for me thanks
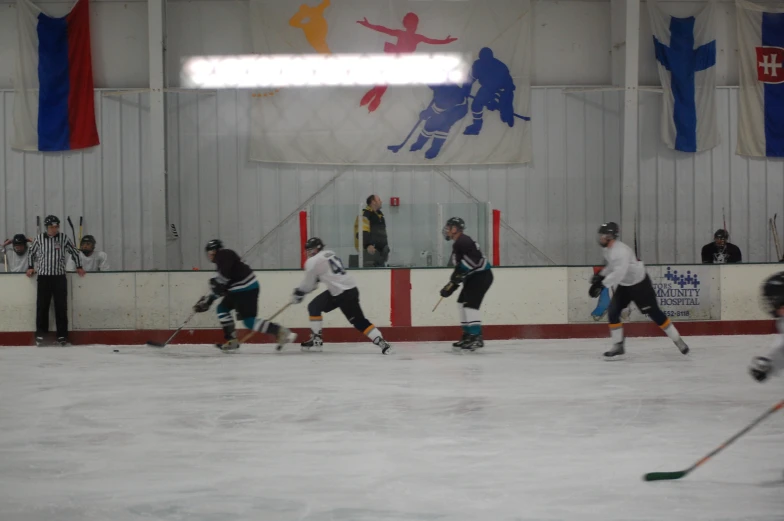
[2,336,784,521]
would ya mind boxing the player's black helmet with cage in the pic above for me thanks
[305,237,324,257]
[12,234,27,254]
[714,229,729,246]
[44,215,60,227]
[597,222,619,246]
[443,217,466,240]
[80,235,97,256]
[760,272,784,317]
[205,239,223,252]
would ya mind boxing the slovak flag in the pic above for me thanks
[12,0,99,152]
[736,0,784,158]
[647,0,718,153]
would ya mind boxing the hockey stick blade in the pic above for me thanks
[643,470,688,482]
[642,399,784,482]
[146,341,167,348]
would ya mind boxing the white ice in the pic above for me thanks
[2,337,784,521]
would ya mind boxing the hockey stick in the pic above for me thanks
[643,399,784,482]
[388,101,433,153]
[232,303,292,348]
[78,216,83,243]
[67,217,76,245]
[36,216,41,235]
[146,311,196,347]
[772,216,781,261]
[432,297,444,312]
[3,248,7,272]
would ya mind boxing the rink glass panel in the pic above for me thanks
[308,203,490,268]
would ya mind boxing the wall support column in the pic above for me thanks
[147,0,167,269]
[620,0,640,243]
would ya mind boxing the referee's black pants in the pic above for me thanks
[36,275,68,338]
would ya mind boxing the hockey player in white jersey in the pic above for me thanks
[291,237,392,354]
[750,273,784,382]
[591,222,689,359]
[3,234,30,273]
[66,235,110,272]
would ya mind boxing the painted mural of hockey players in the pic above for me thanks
[408,84,470,159]
[590,222,690,359]
[463,47,516,136]
[750,273,784,383]
[193,240,297,352]
[439,217,494,351]
[291,237,392,354]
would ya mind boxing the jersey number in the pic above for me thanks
[328,257,346,275]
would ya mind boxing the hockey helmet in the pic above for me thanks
[714,229,729,245]
[80,235,96,256]
[12,234,27,254]
[205,239,223,252]
[443,217,466,240]
[597,222,619,246]
[761,272,784,317]
[304,237,324,257]
[44,215,60,227]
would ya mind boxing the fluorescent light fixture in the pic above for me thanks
[181,53,471,89]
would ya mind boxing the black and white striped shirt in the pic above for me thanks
[28,233,82,276]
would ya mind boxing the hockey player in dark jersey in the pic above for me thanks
[439,217,494,351]
[193,240,296,352]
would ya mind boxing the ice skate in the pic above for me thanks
[57,337,70,347]
[216,337,240,353]
[461,334,484,352]
[603,341,625,360]
[301,333,323,352]
[374,337,393,355]
[674,338,689,355]
[275,326,297,351]
[452,332,470,349]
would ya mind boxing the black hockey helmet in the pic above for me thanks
[761,272,784,317]
[80,235,96,256]
[305,237,324,257]
[12,234,27,254]
[714,229,729,243]
[44,215,60,227]
[443,217,466,240]
[597,222,619,246]
[205,239,223,252]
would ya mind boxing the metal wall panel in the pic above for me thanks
[638,88,784,264]
[0,91,154,270]
[165,88,622,269]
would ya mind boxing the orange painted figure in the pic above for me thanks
[289,0,332,54]
[356,12,457,112]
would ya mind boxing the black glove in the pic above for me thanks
[450,270,467,285]
[440,282,458,298]
[193,294,216,313]
[588,274,605,298]
[750,356,773,382]
[209,277,228,297]
[291,288,306,305]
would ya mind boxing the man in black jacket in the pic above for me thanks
[26,215,85,346]
[355,194,389,267]
[701,229,742,264]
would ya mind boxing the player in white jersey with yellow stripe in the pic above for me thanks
[291,237,392,354]
[590,222,690,359]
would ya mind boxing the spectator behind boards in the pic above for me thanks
[67,235,110,272]
[27,215,85,347]
[353,194,389,267]
[3,234,31,273]
[701,229,742,264]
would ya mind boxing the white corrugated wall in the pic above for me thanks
[2,87,782,269]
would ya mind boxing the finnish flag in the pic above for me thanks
[736,0,784,158]
[648,0,718,153]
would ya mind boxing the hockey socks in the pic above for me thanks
[609,323,624,344]
[309,316,322,335]
[364,325,383,343]
[463,307,482,336]
[658,319,689,354]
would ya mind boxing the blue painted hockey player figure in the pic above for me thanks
[463,47,516,136]
[409,84,470,159]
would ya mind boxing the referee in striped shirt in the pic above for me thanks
[26,215,85,346]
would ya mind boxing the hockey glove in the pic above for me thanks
[440,282,458,298]
[193,294,217,313]
[291,289,306,305]
[750,356,773,382]
[588,274,605,298]
[209,277,229,297]
[450,269,467,285]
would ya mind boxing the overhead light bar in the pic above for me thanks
[181,53,471,89]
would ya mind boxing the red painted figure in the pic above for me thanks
[356,12,457,112]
